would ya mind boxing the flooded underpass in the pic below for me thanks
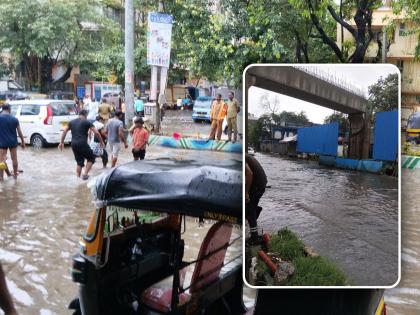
[0,144,248,314]
[254,152,398,287]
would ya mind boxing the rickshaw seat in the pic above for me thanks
[140,221,233,313]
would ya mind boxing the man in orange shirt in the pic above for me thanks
[130,117,149,160]
[208,94,226,141]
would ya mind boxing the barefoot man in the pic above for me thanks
[0,104,25,180]
[59,109,104,180]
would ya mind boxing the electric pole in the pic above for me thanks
[124,0,135,127]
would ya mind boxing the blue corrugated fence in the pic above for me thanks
[297,122,338,156]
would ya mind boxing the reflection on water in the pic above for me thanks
[254,153,398,286]
[0,146,246,314]
[385,169,420,315]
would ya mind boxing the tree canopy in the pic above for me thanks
[0,0,121,89]
[324,112,349,134]
[368,72,399,113]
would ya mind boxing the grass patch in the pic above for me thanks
[287,256,347,286]
[269,228,306,261]
[249,227,348,286]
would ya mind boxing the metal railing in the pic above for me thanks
[294,65,368,99]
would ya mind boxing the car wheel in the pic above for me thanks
[30,134,45,149]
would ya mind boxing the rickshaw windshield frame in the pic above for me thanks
[83,208,101,243]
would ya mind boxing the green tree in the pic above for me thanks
[289,0,384,62]
[0,0,119,90]
[324,112,349,133]
[274,110,311,125]
[392,0,420,58]
[368,73,399,112]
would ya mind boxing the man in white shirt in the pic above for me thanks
[87,98,99,122]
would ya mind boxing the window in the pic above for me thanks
[399,23,406,36]
[415,96,420,103]
[51,103,76,116]
[10,105,19,116]
[20,105,40,116]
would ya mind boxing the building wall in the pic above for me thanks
[336,6,420,110]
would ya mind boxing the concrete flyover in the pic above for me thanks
[245,65,371,159]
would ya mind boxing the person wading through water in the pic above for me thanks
[106,110,128,167]
[0,104,25,181]
[59,109,104,180]
[245,153,267,245]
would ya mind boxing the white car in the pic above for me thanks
[7,99,77,149]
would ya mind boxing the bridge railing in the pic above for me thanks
[294,66,368,99]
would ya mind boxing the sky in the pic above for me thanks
[248,64,399,124]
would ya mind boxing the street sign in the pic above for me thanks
[147,12,173,67]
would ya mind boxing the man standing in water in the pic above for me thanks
[106,111,128,167]
[245,153,267,245]
[208,94,225,141]
[226,91,240,143]
[0,262,18,315]
[59,109,104,180]
[0,104,25,180]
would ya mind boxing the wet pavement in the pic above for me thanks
[253,153,399,286]
[385,168,420,314]
[161,109,243,139]
[0,142,247,314]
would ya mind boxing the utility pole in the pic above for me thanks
[155,0,165,133]
[124,0,135,127]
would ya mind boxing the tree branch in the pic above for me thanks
[306,0,345,62]
[327,4,357,39]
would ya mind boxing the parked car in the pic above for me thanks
[6,99,77,149]
[48,91,74,100]
[192,96,213,122]
[0,90,27,106]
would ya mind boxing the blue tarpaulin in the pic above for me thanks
[373,110,398,161]
[297,122,338,156]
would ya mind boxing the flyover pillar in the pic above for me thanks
[348,113,371,159]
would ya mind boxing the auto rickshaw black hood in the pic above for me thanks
[91,158,242,223]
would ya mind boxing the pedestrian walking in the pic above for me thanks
[86,98,99,122]
[59,109,104,180]
[130,117,149,161]
[98,99,112,124]
[89,116,108,168]
[106,111,128,167]
[0,104,25,181]
[245,153,267,245]
[0,262,18,315]
[208,94,226,141]
[134,96,144,117]
[226,91,240,143]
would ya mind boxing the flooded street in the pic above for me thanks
[254,153,398,286]
[0,136,244,314]
[385,168,420,314]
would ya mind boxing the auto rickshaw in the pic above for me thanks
[69,158,245,315]
[406,112,420,143]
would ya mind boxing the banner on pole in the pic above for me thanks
[147,12,173,67]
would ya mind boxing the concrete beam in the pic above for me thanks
[247,66,368,114]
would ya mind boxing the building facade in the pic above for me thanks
[336,3,419,114]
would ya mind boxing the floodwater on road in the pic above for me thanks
[385,168,420,315]
[254,153,398,286]
[0,144,246,315]
[161,109,243,139]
